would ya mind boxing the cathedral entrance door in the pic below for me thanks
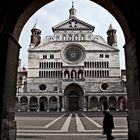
[69,97,79,111]
[64,83,84,111]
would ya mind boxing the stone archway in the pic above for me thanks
[99,96,108,111]
[29,96,38,111]
[118,96,126,111]
[20,96,28,112]
[49,96,57,111]
[64,83,84,111]
[0,1,139,140]
[109,96,117,111]
[89,96,98,111]
[39,97,48,111]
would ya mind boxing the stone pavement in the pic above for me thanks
[16,112,128,140]
[17,135,127,140]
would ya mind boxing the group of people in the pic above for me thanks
[102,110,115,140]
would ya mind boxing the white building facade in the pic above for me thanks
[16,3,127,112]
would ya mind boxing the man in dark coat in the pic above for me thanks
[103,110,115,140]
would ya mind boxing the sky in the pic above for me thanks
[18,0,126,69]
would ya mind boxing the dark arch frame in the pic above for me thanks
[64,83,84,96]
[0,0,139,140]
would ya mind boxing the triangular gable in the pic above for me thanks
[52,18,95,32]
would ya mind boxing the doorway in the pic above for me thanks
[69,95,80,111]
[64,83,84,111]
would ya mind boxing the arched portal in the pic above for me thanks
[64,84,84,111]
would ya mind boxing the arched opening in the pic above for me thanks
[29,96,38,111]
[64,69,70,79]
[64,83,84,111]
[20,96,28,112]
[39,96,48,111]
[118,96,126,111]
[99,96,108,111]
[109,96,117,111]
[71,70,77,79]
[78,69,83,79]
[49,96,57,111]
[89,96,98,111]
[0,0,139,140]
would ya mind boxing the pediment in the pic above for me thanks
[52,18,95,32]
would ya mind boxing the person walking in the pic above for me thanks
[103,110,115,140]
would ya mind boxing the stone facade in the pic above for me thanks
[16,3,127,112]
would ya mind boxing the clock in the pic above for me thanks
[63,45,84,63]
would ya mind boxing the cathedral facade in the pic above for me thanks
[16,3,127,112]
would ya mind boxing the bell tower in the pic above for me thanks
[69,2,77,19]
[106,23,117,47]
[30,22,41,47]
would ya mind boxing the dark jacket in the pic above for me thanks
[103,111,114,134]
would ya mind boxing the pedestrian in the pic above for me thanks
[102,110,115,140]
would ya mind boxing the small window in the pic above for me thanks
[100,83,108,91]
[39,84,46,91]
[19,76,22,80]
[100,54,103,58]
[43,55,47,59]
[62,35,66,41]
[50,54,54,59]
[105,54,109,58]
[54,87,58,91]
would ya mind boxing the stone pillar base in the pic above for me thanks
[61,108,65,112]
[83,106,87,111]
[2,119,17,140]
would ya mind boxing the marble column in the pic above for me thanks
[61,96,65,111]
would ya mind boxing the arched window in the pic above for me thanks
[71,70,76,78]
[81,35,85,40]
[62,35,66,41]
[68,34,72,41]
[74,35,78,41]
[64,70,70,79]
[78,69,83,78]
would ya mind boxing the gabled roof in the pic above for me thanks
[52,2,95,32]
[52,17,95,32]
